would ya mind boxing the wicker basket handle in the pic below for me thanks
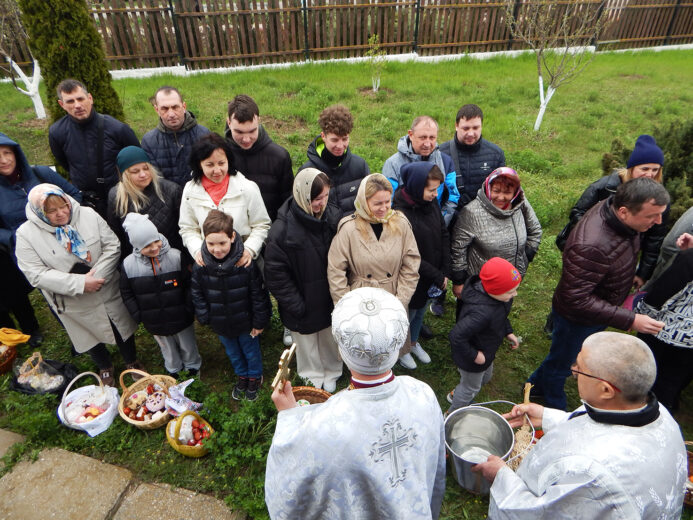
[173,410,200,441]
[119,368,152,391]
[685,441,693,448]
[60,371,106,425]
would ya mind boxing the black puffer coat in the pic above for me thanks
[225,125,293,221]
[119,237,193,336]
[553,199,639,330]
[264,198,341,334]
[392,188,450,309]
[191,235,271,337]
[140,112,210,186]
[450,276,513,373]
[300,136,370,214]
[107,179,184,258]
[439,135,505,207]
[556,172,669,281]
[49,110,139,198]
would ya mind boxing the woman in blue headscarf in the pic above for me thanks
[14,183,143,386]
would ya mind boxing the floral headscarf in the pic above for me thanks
[28,184,91,261]
[483,167,522,210]
[353,173,396,224]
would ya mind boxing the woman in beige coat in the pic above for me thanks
[15,184,141,386]
[328,173,421,368]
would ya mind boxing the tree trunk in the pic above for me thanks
[8,57,46,119]
[533,85,555,131]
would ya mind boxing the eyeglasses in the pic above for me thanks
[571,366,621,393]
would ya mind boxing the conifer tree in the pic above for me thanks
[17,0,124,122]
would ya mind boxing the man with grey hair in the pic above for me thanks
[265,287,446,519]
[474,331,687,519]
[528,177,670,410]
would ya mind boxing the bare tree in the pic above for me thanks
[0,0,45,119]
[504,0,609,131]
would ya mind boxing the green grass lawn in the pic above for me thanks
[1,49,692,519]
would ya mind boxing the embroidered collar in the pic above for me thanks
[569,392,660,426]
[349,371,395,390]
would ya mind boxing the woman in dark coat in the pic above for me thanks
[107,146,184,259]
[392,162,450,367]
[0,132,82,345]
[264,168,343,392]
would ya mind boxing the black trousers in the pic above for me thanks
[639,332,693,412]
[87,320,136,369]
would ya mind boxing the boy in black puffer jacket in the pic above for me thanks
[447,257,521,414]
[191,210,271,401]
[120,213,201,377]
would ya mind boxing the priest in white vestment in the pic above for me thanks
[265,287,446,519]
[473,331,687,519]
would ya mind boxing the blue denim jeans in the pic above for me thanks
[528,310,605,410]
[219,334,263,379]
[408,304,428,344]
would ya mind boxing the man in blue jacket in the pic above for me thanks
[141,86,210,187]
[49,79,139,218]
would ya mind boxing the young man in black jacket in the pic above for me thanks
[49,79,139,218]
[300,104,370,215]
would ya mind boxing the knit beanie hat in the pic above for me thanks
[117,146,151,175]
[627,135,664,169]
[332,287,409,375]
[479,257,522,295]
[122,213,160,251]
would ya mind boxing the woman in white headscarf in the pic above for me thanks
[264,168,343,392]
[327,173,420,368]
[14,184,142,386]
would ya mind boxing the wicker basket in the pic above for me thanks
[166,410,214,457]
[685,441,693,508]
[292,386,331,404]
[0,345,17,375]
[118,369,176,430]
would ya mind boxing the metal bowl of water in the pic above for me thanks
[444,404,515,495]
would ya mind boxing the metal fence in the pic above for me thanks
[8,0,693,71]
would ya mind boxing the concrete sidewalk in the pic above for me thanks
[0,429,245,520]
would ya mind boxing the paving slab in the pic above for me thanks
[0,448,133,520]
[113,482,246,520]
[0,429,25,462]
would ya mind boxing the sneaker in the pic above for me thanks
[446,390,454,403]
[99,367,115,387]
[323,380,337,393]
[419,324,434,340]
[429,301,445,317]
[398,353,417,370]
[232,377,248,401]
[410,343,431,364]
[28,331,43,347]
[246,376,263,401]
[187,368,199,377]
[283,327,293,347]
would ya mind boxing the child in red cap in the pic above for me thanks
[447,257,521,413]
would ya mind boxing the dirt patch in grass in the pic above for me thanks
[618,74,647,80]
[18,118,49,129]
[357,86,394,97]
[262,115,309,134]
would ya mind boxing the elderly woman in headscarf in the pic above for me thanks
[327,173,420,368]
[14,184,143,386]
[451,167,542,311]
[264,168,343,392]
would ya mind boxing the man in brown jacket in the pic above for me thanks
[528,178,669,410]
